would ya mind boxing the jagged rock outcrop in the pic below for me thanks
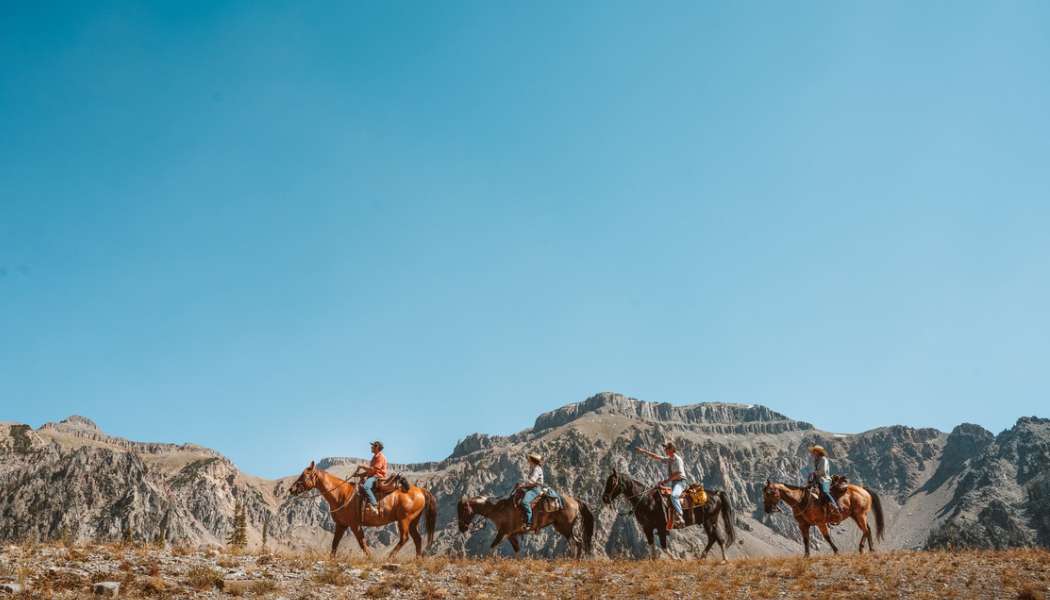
[925,417,1050,549]
[1,395,1047,557]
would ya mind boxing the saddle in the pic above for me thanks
[655,483,698,530]
[360,473,409,503]
[682,484,708,510]
[512,486,563,513]
[803,478,849,523]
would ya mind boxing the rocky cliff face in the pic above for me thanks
[1,394,1047,557]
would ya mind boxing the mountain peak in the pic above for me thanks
[531,392,801,432]
[49,415,101,432]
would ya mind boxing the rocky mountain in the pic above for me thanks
[1,393,1046,557]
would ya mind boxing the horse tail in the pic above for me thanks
[865,487,885,542]
[718,490,736,547]
[423,488,438,547]
[577,499,595,555]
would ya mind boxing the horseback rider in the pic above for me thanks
[635,442,687,527]
[352,440,388,516]
[808,445,843,514]
[517,452,545,532]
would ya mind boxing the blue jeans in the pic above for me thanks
[669,480,685,517]
[819,479,839,508]
[363,476,378,506]
[521,488,542,526]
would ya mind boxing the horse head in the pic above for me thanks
[762,479,782,513]
[288,461,319,496]
[601,470,623,505]
[456,497,478,533]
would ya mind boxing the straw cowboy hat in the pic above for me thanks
[526,452,543,464]
[809,445,827,456]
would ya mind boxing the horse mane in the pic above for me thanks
[775,481,805,491]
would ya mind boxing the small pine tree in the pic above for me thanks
[226,501,247,549]
[121,523,133,547]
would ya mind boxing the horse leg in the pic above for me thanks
[817,523,838,554]
[330,524,347,557]
[799,521,812,557]
[658,530,670,560]
[489,532,506,554]
[508,534,521,555]
[351,527,371,558]
[554,520,577,559]
[386,519,412,559]
[712,515,728,562]
[408,516,424,558]
[699,521,716,560]
[644,529,657,560]
[853,513,871,553]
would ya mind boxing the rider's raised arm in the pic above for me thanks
[634,447,666,461]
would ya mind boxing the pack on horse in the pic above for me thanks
[288,461,437,558]
[601,469,737,560]
[762,477,885,556]
[456,493,595,558]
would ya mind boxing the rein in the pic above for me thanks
[610,478,659,516]
[320,472,359,514]
[290,470,359,515]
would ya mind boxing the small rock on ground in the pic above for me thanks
[93,581,120,596]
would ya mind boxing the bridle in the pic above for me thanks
[291,469,359,515]
[457,498,493,535]
[604,474,658,517]
[763,483,785,513]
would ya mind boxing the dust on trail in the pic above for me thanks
[1,542,1048,599]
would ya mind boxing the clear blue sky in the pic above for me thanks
[3,2,1048,478]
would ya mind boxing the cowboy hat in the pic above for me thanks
[809,445,827,456]
[370,440,384,451]
[526,452,543,464]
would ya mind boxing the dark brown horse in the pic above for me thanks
[456,492,595,558]
[762,480,884,556]
[602,470,737,560]
[289,461,437,558]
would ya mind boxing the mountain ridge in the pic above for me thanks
[1,392,1045,557]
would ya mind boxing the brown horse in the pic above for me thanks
[457,493,595,558]
[762,480,884,556]
[289,461,437,558]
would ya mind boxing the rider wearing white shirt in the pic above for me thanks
[519,452,545,531]
[635,442,687,526]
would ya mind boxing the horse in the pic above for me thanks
[288,461,437,558]
[456,491,595,558]
[762,479,885,556]
[601,470,737,560]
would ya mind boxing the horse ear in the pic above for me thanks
[765,478,770,485]
[309,460,315,470]
[611,468,617,476]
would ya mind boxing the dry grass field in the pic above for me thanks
[1,542,1048,599]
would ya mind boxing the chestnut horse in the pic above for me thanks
[457,493,595,558]
[762,480,884,556]
[289,461,437,558]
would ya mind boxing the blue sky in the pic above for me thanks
[2,2,1048,478]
